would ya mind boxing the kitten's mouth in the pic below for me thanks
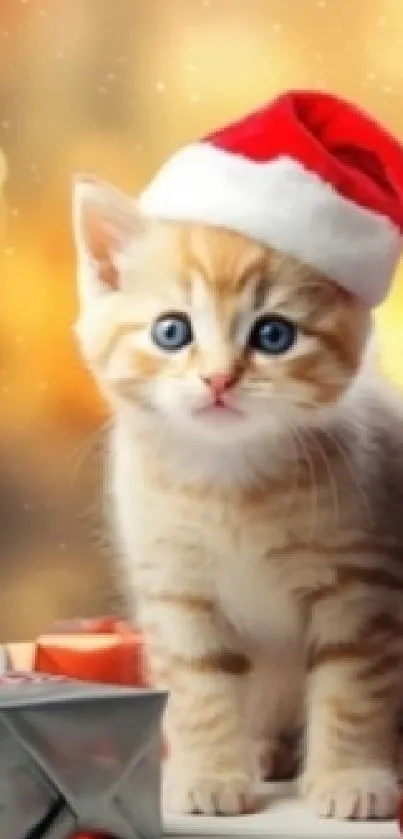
[195,398,244,418]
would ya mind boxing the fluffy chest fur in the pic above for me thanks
[111,412,372,652]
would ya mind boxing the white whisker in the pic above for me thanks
[317,425,371,524]
[282,420,319,544]
[303,426,339,530]
[68,420,111,485]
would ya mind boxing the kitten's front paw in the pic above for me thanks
[164,758,255,815]
[302,766,398,819]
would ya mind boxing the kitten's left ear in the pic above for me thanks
[72,175,147,296]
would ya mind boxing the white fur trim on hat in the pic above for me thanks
[138,143,401,307]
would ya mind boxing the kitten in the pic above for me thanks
[72,176,403,820]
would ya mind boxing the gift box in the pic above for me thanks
[0,672,166,839]
[33,616,148,687]
[1,618,160,839]
[34,619,151,839]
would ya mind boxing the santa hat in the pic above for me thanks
[138,90,403,307]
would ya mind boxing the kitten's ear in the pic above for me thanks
[72,175,147,294]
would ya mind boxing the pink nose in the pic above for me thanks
[202,373,237,397]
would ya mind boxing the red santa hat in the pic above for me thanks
[138,90,403,307]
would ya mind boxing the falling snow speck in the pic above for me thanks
[23,502,31,512]
[156,81,166,93]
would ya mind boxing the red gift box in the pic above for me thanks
[33,616,148,687]
[32,616,150,839]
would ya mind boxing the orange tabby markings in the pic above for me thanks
[307,640,367,671]
[147,592,215,612]
[94,321,145,365]
[358,653,402,681]
[131,349,164,378]
[337,564,403,590]
[170,651,251,676]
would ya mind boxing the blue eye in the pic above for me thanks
[249,316,296,355]
[151,313,193,352]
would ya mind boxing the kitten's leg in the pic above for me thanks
[246,654,303,782]
[303,610,400,819]
[139,589,255,815]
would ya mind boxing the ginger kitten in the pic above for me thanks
[73,176,403,820]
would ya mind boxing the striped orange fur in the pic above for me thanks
[73,177,403,819]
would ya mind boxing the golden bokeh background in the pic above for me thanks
[1,0,403,640]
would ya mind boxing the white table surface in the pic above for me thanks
[164,782,400,839]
